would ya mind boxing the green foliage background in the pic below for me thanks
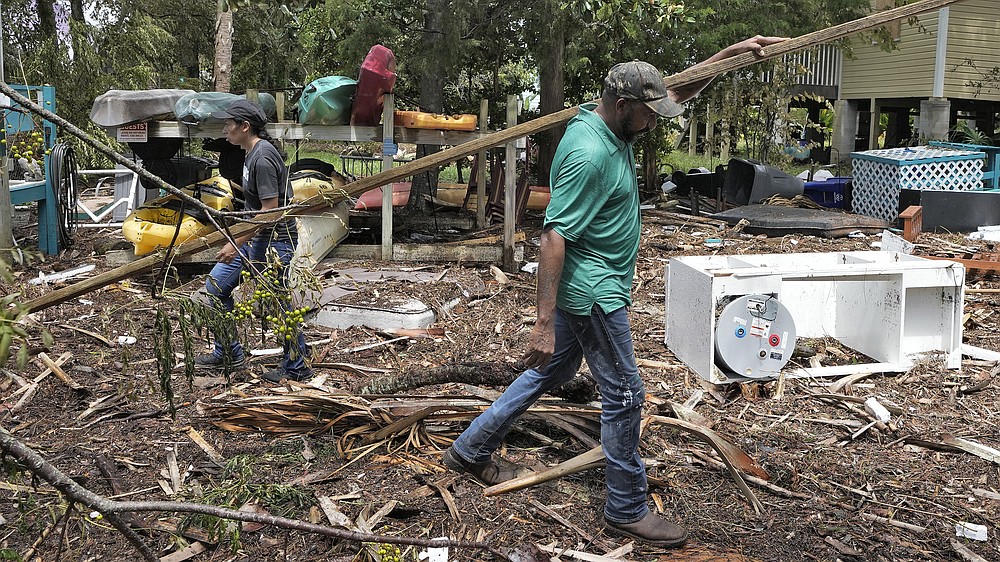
[2,0,872,164]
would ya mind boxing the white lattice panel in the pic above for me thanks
[850,146,984,222]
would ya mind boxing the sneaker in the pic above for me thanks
[605,512,688,548]
[261,367,312,383]
[194,352,246,371]
[441,445,531,486]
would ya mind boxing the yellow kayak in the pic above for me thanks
[122,177,235,256]
[122,171,348,256]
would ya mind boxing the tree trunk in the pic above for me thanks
[70,0,85,21]
[37,0,57,50]
[213,3,234,93]
[406,0,448,216]
[534,12,566,188]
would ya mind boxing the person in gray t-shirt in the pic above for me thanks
[194,99,311,383]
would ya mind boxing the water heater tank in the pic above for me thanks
[715,295,797,379]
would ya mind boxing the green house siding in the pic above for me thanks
[944,0,1000,100]
[840,2,1000,102]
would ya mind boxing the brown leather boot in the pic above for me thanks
[441,446,531,485]
[605,512,688,547]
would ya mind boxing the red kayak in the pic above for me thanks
[350,45,397,126]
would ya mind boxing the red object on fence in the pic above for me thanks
[350,45,397,126]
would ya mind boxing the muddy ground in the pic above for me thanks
[0,203,998,562]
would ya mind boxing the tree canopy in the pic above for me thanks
[2,0,873,169]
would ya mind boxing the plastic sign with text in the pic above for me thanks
[116,123,148,143]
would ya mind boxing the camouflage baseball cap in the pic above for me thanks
[604,60,683,118]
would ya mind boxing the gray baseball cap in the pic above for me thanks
[604,61,683,118]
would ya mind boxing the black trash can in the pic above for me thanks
[670,167,717,198]
[722,158,804,205]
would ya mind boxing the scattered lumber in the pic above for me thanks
[485,445,605,497]
[941,435,1000,465]
[37,352,85,392]
[159,542,206,562]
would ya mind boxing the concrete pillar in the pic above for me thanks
[831,99,859,163]
[919,98,951,141]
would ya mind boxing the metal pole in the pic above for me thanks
[0,11,13,255]
[0,2,12,256]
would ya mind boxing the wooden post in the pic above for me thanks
[869,97,880,150]
[275,91,286,122]
[899,205,922,242]
[477,99,488,228]
[721,118,731,163]
[688,116,698,157]
[245,89,259,104]
[705,104,714,158]
[381,93,395,260]
[503,95,517,271]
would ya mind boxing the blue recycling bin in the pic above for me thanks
[803,177,851,209]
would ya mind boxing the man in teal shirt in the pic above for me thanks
[444,36,786,547]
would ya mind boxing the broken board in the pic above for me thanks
[712,205,890,238]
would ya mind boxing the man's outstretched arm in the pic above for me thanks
[669,35,788,104]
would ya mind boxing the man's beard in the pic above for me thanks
[619,106,652,144]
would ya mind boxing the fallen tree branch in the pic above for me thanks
[486,415,769,515]
[0,426,504,558]
[859,512,927,534]
[688,449,812,500]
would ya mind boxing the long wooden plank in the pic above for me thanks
[662,0,963,90]
[17,0,963,313]
[924,255,1000,272]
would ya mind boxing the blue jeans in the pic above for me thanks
[451,305,648,524]
[204,234,310,377]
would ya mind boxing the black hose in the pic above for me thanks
[48,143,78,249]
